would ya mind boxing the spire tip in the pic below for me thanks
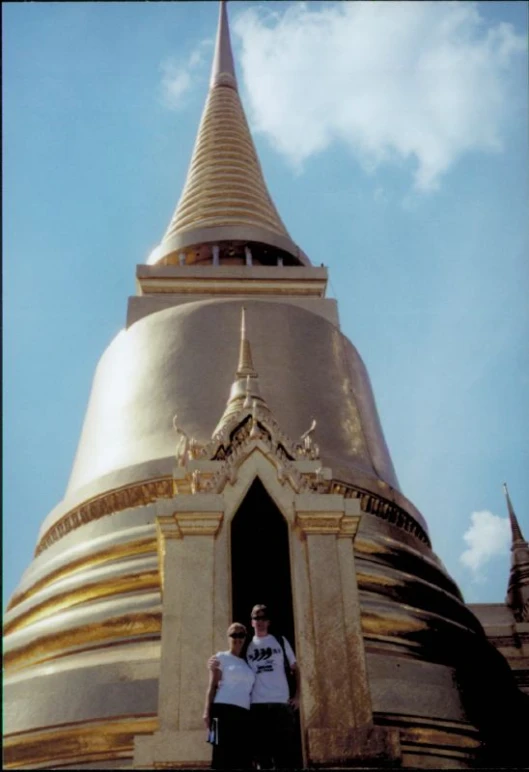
[211,0,237,89]
[237,307,255,376]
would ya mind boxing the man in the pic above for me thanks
[209,604,300,769]
[246,604,300,769]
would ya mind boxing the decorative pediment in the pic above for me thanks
[168,307,430,547]
[171,308,330,497]
[173,410,331,498]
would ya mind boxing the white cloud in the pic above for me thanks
[161,39,212,110]
[460,510,511,578]
[233,1,526,191]
[161,64,192,109]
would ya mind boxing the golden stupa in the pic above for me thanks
[4,2,528,769]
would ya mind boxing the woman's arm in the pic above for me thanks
[203,664,221,729]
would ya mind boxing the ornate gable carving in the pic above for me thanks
[170,307,330,496]
[173,397,330,497]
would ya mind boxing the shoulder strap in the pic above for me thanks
[277,635,295,697]
[278,636,290,669]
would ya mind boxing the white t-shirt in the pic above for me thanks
[246,634,296,704]
[213,651,255,710]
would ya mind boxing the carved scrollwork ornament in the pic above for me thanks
[296,417,320,460]
[173,414,190,467]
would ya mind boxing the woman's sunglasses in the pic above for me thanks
[229,632,246,639]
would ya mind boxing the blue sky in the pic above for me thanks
[3,1,528,608]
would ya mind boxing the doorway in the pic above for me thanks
[231,477,295,641]
[231,476,303,765]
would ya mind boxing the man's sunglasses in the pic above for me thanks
[252,615,268,621]
[229,632,246,639]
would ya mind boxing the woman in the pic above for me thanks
[203,622,255,770]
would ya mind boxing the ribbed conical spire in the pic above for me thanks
[213,307,269,436]
[147,1,308,267]
[503,483,529,623]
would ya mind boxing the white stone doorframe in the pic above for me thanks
[133,447,400,768]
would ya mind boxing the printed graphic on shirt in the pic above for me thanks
[248,644,283,672]
[246,635,296,704]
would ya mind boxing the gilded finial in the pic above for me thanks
[211,306,270,436]
[237,307,257,378]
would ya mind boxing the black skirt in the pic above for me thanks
[210,703,252,770]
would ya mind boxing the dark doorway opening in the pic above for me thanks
[231,477,295,643]
[231,477,302,765]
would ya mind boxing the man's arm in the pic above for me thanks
[289,662,300,710]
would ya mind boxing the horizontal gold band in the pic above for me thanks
[4,715,157,769]
[35,477,174,556]
[4,612,161,673]
[139,277,326,297]
[7,537,157,613]
[5,570,160,636]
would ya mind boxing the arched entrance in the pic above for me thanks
[231,477,295,641]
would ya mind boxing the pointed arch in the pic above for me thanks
[231,476,295,643]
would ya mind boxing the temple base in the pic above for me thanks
[133,730,210,769]
[308,724,401,767]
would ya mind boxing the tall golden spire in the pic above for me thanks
[148,0,308,267]
[503,483,529,623]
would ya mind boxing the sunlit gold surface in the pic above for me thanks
[63,301,403,509]
[4,611,162,671]
[4,570,159,635]
[3,717,157,769]
[4,639,160,685]
[7,536,157,612]
[361,609,428,637]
